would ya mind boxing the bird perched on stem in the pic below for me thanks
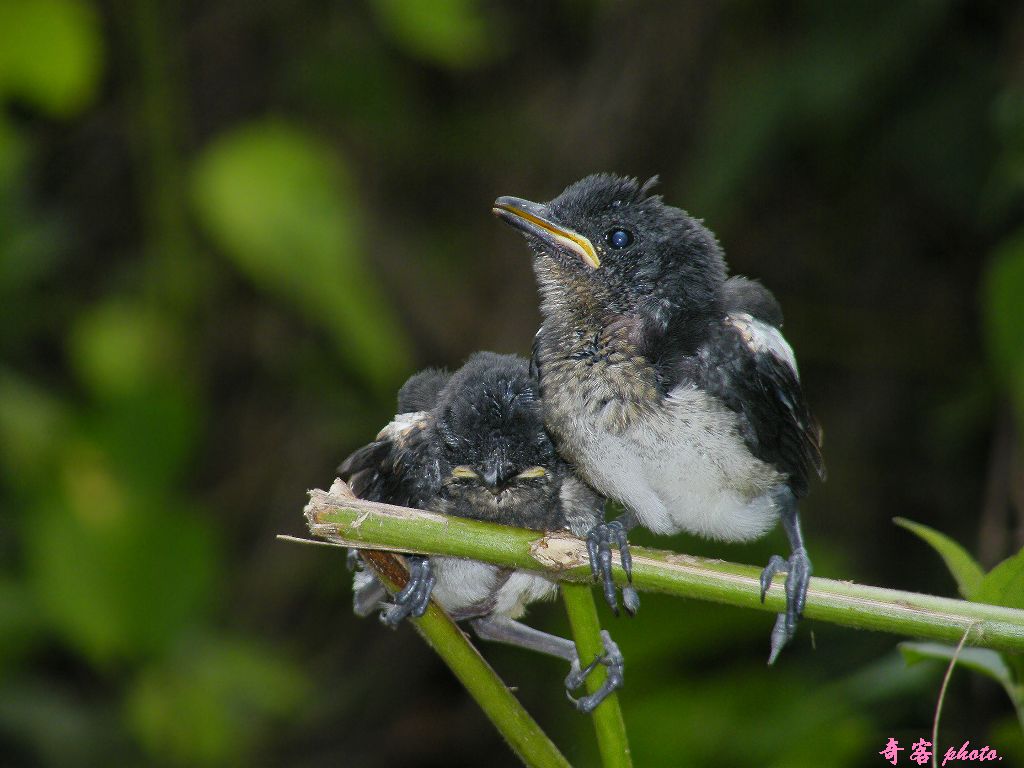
[493,174,824,662]
[338,351,624,712]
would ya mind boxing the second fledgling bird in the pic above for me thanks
[338,351,624,712]
[493,174,825,662]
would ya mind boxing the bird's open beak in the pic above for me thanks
[492,196,600,269]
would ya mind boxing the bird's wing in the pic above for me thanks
[721,276,784,328]
[694,312,824,496]
[336,411,441,506]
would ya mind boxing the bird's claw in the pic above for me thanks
[380,555,435,628]
[759,546,811,663]
[586,519,640,616]
[565,630,625,714]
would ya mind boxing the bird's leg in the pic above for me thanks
[470,614,577,661]
[470,615,624,714]
[586,510,641,616]
[759,486,811,664]
[380,555,435,628]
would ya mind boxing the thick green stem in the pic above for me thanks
[303,482,1024,655]
[561,583,632,768]
[358,550,570,768]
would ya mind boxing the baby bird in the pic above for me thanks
[338,351,624,712]
[493,175,824,662]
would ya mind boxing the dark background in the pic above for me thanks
[2,1,1023,766]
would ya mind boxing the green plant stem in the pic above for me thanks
[358,550,570,768]
[303,482,1024,654]
[561,583,632,768]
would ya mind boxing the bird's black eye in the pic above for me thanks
[606,228,633,249]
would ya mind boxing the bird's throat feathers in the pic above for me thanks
[534,280,664,411]
[533,254,719,392]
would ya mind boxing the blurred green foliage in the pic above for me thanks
[984,232,1024,418]
[1,1,314,764]
[0,0,102,117]
[686,2,951,225]
[191,120,410,389]
[897,517,1024,737]
[126,635,308,765]
[1,1,1022,766]
[370,0,497,70]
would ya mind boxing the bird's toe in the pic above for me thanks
[764,548,811,664]
[564,630,625,713]
[585,520,639,616]
[379,555,435,627]
[759,554,788,602]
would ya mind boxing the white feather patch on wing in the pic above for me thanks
[376,410,431,443]
[725,312,799,377]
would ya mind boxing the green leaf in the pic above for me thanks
[900,641,1014,688]
[0,0,103,116]
[191,121,410,389]
[0,370,67,489]
[25,462,218,664]
[69,301,181,401]
[370,0,496,70]
[893,517,984,599]
[901,641,1023,730]
[83,385,201,494]
[974,546,1024,611]
[68,301,201,491]
[126,636,307,766]
[983,228,1024,416]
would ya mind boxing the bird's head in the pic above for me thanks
[494,174,726,349]
[432,353,561,520]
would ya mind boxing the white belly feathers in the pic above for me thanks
[429,557,559,620]
[556,383,784,541]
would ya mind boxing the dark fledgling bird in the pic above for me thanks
[338,351,624,711]
[493,175,824,662]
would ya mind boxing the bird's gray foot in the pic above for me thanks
[586,516,640,616]
[759,546,811,663]
[380,555,435,628]
[564,630,625,714]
